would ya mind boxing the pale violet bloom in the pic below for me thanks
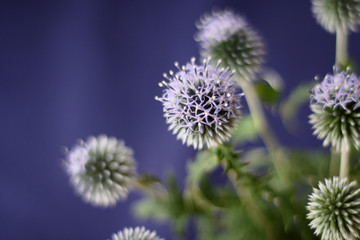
[64,135,136,207]
[156,58,243,149]
[195,9,247,52]
[309,67,360,150]
[311,67,360,111]
[195,9,264,80]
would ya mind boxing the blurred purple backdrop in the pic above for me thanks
[1,0,360,239]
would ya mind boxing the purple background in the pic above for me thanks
[1,0,360,239]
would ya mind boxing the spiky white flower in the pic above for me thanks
[307,177,360,240]
[156,58,243,149]
[111,227,163,240]
[309,67,360,151]
[312,0,360,33]
[64,135,136,207]
[195,9,264,80]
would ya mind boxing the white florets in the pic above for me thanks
[64,135,136,207]
[312,0,360,33]
[111,227,163,240]
[195,9,247,52]
[195,9,264,80]
[307,177,360,240]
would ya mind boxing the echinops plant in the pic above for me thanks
[62,1,360,239]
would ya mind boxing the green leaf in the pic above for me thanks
[231,115,258,144]
[279,81,315,132]
[187,149,218,186]
[167,174,185,217]
[167,174,189,235]
[132,198,170,221]
[254,79,280,106]
[137,174,162,187]
[241,147,271,173]
[195,215,219,240]
[286,149,330,183]
[221,205,267,240]
[199,176,239,208]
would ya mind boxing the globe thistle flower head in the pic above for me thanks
[195,9,264,80]
[64,135,136,207]
[309,67,360,151]
[195,9,247,49]
[312,0,360,33]
[156,57,243,149]
[111,226,163,240]
[307,177,360,240]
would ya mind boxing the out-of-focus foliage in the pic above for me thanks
[133,141,333,239]
[231,115,258,144]
[254,79,280,106]
[280,81,315,131]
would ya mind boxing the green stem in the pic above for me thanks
[339,138,350,179]
[334,27,350,179]
[335,28,348,67]
[183,184,221,212]
[237,78,277,148]
[234,71,291,184]
[329,147,340,177]
[220,160,278,240]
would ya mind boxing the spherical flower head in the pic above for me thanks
[312,0,360,33]
[110,226,163,240]
[64,135,136,207]
[195,9,264,80]
[307,177,360,240]
[309,67,360,151]
[156,58,243,150]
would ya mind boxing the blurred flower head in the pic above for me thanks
[307,177,360,240]
[195,9,264,80]
[64,135,136,207]
[156,58,243,149]
[312,0,360,33]
[110,226,163,240]
[309,67,360,150]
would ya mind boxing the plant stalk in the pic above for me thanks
[220,160,278,240]
[334,27,350,179]
[329,147,340,177]
[234,72,291,184]
[340,138,350,179]
[335,28,348,66]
